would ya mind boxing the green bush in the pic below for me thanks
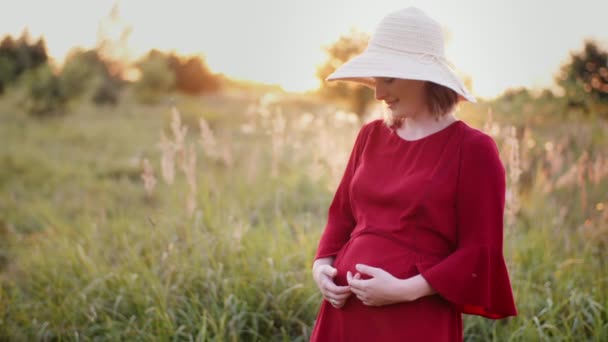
[21,64,68,116]
[59,49,121,105]
[133,51,175,104]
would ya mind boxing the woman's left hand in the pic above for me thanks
[347,264,415,306]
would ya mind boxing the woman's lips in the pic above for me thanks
[386,100,398,108]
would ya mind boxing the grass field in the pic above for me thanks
[1,90,607,341]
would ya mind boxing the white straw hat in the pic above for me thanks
[326,7,476,103]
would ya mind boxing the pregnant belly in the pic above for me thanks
[332,234,424,286]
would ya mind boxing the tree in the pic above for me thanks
[0,32,48,94]
[22,64,68,116]
[0,54,16,93]
[316,29,374,122]
[133,50,175,104]
[59,48,121,105]
[557,40,608,117]
[168,54,221,95]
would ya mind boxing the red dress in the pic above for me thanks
[311,119,517,341]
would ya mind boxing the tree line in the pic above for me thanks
[2,29,607,119]
[0,32,223,116]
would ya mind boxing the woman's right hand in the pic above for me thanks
[312,258,352,309]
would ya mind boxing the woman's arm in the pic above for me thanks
[399,274,437,301]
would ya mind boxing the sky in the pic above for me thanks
[1,0,607,99]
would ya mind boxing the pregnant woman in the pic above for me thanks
[310,7,517,341]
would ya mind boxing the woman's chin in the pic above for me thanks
[389,111,407,119]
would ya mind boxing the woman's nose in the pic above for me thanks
[375,84,386,100]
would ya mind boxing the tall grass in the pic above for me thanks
[0,92,607,341]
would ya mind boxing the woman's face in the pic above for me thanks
[373,78,428,119]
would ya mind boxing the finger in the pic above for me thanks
[320,265,337,278]
[334,302,345,309]
[335,283,351,293]
[333,291,351,300]
[330,299,346,309]
[346,271,358,286]
[323,280,351,295]
[357,296,375,306]
[328,286,351,297]
[321,278,337,291]
[355,264,383,277]
[324,293,346,303]
[328,290,351,299]
[350,286,364,297]
[348,276,367,290]
[327,298,347,308]
[324,280,350,293]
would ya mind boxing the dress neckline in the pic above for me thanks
[391,120,462,143]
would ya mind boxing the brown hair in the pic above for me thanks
[384,81,459,129]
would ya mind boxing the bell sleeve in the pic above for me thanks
[416,132,517,319]
[314,121,372,260]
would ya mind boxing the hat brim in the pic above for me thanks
[326,49,476,103]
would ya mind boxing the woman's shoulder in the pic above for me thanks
[457,121,503,167]
[359,118,389,137]
[362,118,386,131]
[458,120,499,152]
[351,118,387,142]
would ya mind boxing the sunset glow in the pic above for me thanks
[2,0,607,98]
